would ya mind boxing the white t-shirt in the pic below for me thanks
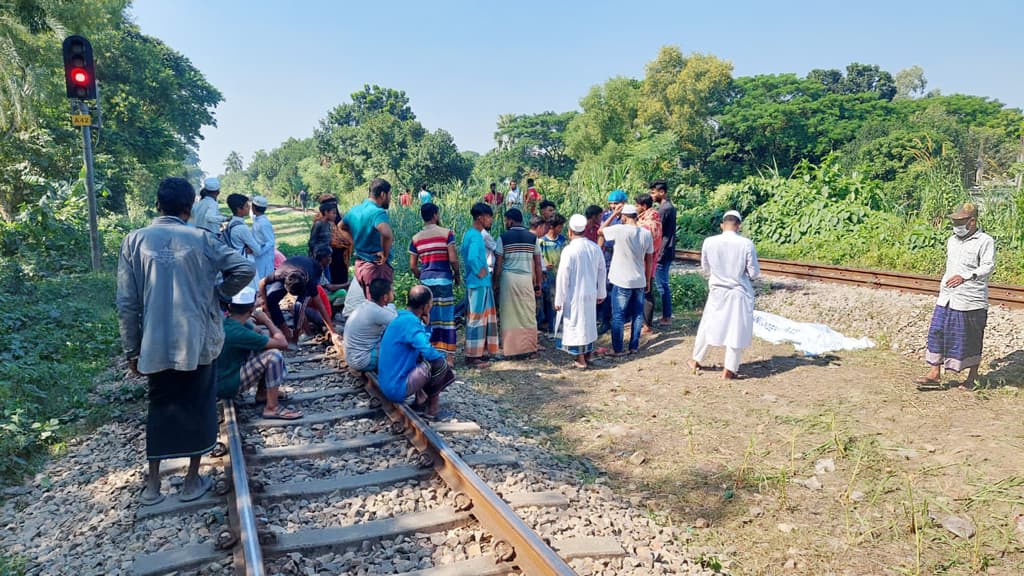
[603,224,653,289]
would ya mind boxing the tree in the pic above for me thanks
[895,66,927,100]
[564,76,641,160]
[842,63,896,100]
[224,150,244,173]
[492,111,577,178]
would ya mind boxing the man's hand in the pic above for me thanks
[128,357,140,376]
[373,251,386,265]
[282,325,295,344]
[477,267,488,279]
[945,274,966,288]
[645,282,652,294]
[555,305,562,311]
[597,298,605,305]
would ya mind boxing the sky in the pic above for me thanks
[130,0,1024,176]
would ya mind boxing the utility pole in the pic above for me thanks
[63,35,102,272]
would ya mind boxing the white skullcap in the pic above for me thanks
[568,214,587,233]
[203,177,221,192]
[621,204,638,216]
[723,209,742,222]
[231,287,256,305]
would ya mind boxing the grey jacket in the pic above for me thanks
[117,216,255,374]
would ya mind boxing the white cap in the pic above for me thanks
[568,214,587,233]
[231,287,256,305]
[723,209,743,222]
[252,195,268,208]
[203,177,221,192]
[621,204,638,216]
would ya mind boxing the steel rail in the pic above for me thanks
[675,249,1024,309]
[360,372,576,575]
[223,400,266,576]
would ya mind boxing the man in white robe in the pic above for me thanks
[689,210,760,379]
[555,214,607,369]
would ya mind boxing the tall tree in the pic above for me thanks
[895,66,927,100]
[224,150,244,173]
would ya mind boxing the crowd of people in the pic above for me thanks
[116,173,995,504]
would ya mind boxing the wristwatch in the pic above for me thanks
[969,273,977,280]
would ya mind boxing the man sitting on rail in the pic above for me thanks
[343,279,397,372]
[688,210,761,379]
[217,287,301,420]
[915,202,996,390]
[377,285,457,420]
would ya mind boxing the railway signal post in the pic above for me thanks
[62,35,102,272]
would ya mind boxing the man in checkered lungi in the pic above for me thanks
[217,287,302,419]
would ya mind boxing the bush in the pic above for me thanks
[669,273,709,311]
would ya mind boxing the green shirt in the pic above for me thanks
[217,317,269,398]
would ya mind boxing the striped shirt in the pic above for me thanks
[495,226,541,275]
[409,224,455,281]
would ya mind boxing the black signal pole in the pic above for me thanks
[78,99,101,272]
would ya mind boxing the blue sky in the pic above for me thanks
[131,0,1024,175]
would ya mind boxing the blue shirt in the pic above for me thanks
[344,199,390,263]
[461,227,490,288]
[377,310,444,401]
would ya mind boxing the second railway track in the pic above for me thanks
[129,343,625,575]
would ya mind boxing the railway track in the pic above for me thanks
[675,249,1024,309]
[129,344,623,575]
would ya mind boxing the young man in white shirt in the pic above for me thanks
[598,204,653,355]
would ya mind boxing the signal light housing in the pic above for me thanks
[62,35,97,100]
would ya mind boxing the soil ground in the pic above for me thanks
[470,302,1024,575]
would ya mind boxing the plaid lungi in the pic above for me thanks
[925,304,987,372]
[240,349,287,390]
[465,286,499,359]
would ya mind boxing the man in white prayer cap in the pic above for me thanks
[554,214,607,369]
[688,210,760,379]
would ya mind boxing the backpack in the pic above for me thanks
[220,219,247,256]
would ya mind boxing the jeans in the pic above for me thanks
[540,277,556,334]
[611,285,645,353]
[598,282,613,334]
[644,262,673,324]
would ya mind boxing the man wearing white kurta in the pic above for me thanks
[689,210,760,379]
[251,196,277,281]
[555,214,607,369]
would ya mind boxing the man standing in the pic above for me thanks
[555,215,607,369]
[251,196,276,281]
[538,214,567,335]
[418,184,433,204]
[599,204,653,355]
[524,178,542,215]
[399,188,413,207]
[224,193,261,288]
[298,189,309,212]
[343,178,394,296]
[916,203,995,389]
[189,177,223,233]
[378,286,457,420]
[635,193,663,331]
[344,279,397,372]
[506,179,523,211]
[409,203,461,362]
[483,182,503,207]
[597,190,626,333]
[117,177,255,505]
[649,180,677,327]
[688,210,760,380]
[461,203,499,368]
[494,208,543,359]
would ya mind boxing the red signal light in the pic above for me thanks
[71,68,89,85]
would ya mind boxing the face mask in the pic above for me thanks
[953,225,969,238]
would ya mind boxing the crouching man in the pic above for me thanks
[217,287,302,420]
[343,279,397,372]
[377,285,456,420]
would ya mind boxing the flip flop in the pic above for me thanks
[423,407,455,422]
[178,475,213,502]
[139,488,166,506]
[262,405,303,420]
[573,361,588,370]
[914,377,944,391]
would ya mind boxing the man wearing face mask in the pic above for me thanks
[916,203,995,390]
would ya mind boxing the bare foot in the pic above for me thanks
[687,359,702,373]
[723,369,737,380]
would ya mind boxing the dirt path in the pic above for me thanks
[470,299,1024,575]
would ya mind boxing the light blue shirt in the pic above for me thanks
[377,310,444,402]
[252,214,276,281]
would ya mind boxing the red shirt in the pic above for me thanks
[584,221,600,243]
[483,192,504,205]
[399,193,412,207]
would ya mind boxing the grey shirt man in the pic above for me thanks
[343,301,397,371]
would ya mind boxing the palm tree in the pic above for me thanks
[0,0,66,132]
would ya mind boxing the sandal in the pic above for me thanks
[423,407,455,422]
[178,475,213,502]
[573,361,588,370]
[139,487,166,506]
[262,405,303,420]
[914,377,944,391]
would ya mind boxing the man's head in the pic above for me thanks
[314,246,333,268]
[529,215,549,237]
[547,213,566,236]
[368,278,394,306]
[407,284,434,317]
[509,179,517,190]
[539,199,556,220]
[420,184,427,191]
[635,193,655,214]
[607,189,627,211]
[227,193,251,217]
[421,202,440,224]
[319,200,338,220]
[568,214,587,238]
[526,178,535,188]
[471,202,494,229]
[283,269,310,297]
[157,177,195,219]
[621,203,639,224]
[648,179,668,202]
[489,182,497,192]
[585,204,603,224]
[721,209,742,232]
[369,177,392,209]
[228,287,257,318]
[504,207,524,228]
[949,202,979,238]
[200,177,220,199]
[252,195,268,216]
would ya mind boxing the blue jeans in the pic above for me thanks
[611,285,645,353]
[656,262,672,319]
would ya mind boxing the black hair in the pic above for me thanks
[470,202,493,219]
[526,178,535,186]
[157,177,196,216]
[504,208,523,224]
[319,201,338,215]
[421,202,440,223]
[489,182,496,190]
[314,246,332,261]
[226,193,249,215]
[370,178,392,198]
[253,204,267,215]
[420,184,427,190]
[283,270,309,296]
[528,215,546,229]
[228,301,255,316]
[539,199,555,211]
[635,193,654,208]
[723,214,742,225]
[648,180,668,192]
[584,204,603,219]
[407,284,433,309]
[548,213,567,227]
[368,278,392,302]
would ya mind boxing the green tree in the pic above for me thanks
[895,66,927,100]
[224,150,244,173]
[564,76,641,160]
[492,111,577,178]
